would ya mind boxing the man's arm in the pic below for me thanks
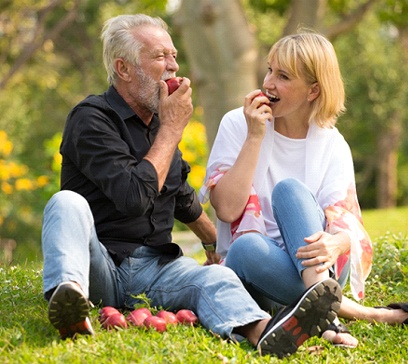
[144,79,193,191]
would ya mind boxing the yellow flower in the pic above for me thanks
[188,165,207,191]
[36,175,49,187]
[15,178,34,191]
[9,162,28,178]
[1,181,13,194]
[0,131,13,157]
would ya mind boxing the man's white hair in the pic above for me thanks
[101,14,168,85]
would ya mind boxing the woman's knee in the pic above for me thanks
[225,234,267,271]
[272,178,305,200]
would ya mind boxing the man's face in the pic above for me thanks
[132,25,179,113]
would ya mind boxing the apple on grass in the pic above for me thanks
[127,307,152,327]
[156,310,178,325]
[176,309,198,325]
[99,306,120,322]
[144,316,167,333]
[100,312,128,330]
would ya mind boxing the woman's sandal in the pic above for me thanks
[322,322,358,348]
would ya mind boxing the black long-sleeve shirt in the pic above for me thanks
[60,86,202,264]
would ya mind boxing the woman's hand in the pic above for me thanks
[296,231,350,273]
[243,90,273,140]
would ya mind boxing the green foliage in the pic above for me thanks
[334,11,408,208]
[1,229,408,363]
[378,0,408,27]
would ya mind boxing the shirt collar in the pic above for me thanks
[105,85,135,120]
[105,85,159,129]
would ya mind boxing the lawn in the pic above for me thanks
[1,208,407,363]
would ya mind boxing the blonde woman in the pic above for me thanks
[200,32,408,347]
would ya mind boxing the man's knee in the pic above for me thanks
[46,190,90,214]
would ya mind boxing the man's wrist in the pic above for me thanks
[201,241,217,252]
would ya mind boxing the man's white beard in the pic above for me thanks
[136,68,160,113]
[136,69,176,114]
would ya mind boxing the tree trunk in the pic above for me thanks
[283,0,324,35]
[376,115,402,207]
[174,0,258,148]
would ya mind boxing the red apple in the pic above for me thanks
[156,310,178,325]
[101,312,128,330]
[165,77,182,95]
[127,308,152,327]
[99,306,121,323]
[176,309,198,325]
[144,316,167,333]
[255,92,271,104]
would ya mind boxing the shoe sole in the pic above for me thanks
[48,282,94,339]
[257,278,341,358]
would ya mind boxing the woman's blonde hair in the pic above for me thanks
[267,32,345,127]
[101,14,168,85]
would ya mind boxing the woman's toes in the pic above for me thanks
[322,330,359,348]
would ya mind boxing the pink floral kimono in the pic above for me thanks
[200,107,373,301]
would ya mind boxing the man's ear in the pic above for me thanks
[114,58,132,82]
[308,82,320,102]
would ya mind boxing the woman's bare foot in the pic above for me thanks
[321,317,358,348]
[322,329,358,348]
[373,306,408,325]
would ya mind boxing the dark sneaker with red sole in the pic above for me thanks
[257,278,341,358]
[48,281,94,339]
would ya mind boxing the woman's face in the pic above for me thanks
[263,59,318,123]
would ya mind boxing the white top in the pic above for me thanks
[200,107,372,301]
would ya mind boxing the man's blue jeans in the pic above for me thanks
[42,190,270,338]
[225,178,349,307]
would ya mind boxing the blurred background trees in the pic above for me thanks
[0,0,407,263]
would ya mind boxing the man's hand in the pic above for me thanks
[158,77,193,137]
[203,250,221,266]
[144,78,193,190]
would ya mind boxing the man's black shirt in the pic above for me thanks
[60,86,202,264]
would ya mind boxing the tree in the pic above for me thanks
[174,0,259,149]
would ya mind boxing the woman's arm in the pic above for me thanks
[210,90,272,223]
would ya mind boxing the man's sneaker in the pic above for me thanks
[48,281,95,339]
[257,278,341,358]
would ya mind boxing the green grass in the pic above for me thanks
[362,206,408,239]
[1,208,408,363]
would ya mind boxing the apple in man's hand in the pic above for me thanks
[165,77,182,95]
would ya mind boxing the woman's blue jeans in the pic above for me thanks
[42,190,270,338]
[225,178,349,308]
